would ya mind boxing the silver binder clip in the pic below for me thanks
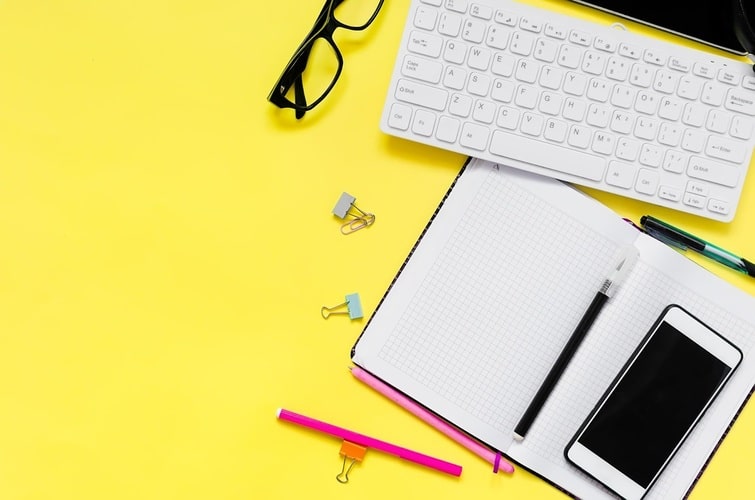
[332,192,375,235]
[321,293,363,320]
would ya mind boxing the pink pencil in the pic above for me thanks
[276,408,462,477]
[350,366,515,474]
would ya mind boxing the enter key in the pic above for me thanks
[706,135,747,164]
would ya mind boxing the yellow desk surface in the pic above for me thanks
[0,1,753,498]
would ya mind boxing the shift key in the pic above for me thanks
[395,79,448,111]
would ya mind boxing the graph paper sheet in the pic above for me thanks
[352,159,755,499]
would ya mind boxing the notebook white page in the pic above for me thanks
[351,159,755,499]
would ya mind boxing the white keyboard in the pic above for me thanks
[380,0,755,222]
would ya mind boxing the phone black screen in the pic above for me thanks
[572,0,744,54]
[577,321,731,487]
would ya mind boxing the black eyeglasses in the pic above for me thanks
[268,0,385,119]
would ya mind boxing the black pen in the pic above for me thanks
[640,215,755,278]
[513,246,638,441]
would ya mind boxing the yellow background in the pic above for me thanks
[0,1,753,498]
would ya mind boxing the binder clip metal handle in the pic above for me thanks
[336,440,367,484]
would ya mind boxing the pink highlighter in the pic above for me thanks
[350,366,515,474]
[276,408,463,479]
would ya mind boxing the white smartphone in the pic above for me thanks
[565,305,742,500]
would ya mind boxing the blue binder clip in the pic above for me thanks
[321,293,363,320]
[332,192,375,235]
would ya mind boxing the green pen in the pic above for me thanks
[640,215,755,278]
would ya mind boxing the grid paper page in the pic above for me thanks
[377,168,619,430]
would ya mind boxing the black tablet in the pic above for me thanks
[571,0,746,55]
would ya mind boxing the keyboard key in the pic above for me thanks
[616,137,640,161]
[436,115,460,142]
[701,81,726,106]
[688,156,739,186]
[684,192,706,209]
[567,124,592,149]
[653,70,679,94]
[539,66,564,90]
[494,10,517,26]
[718,68,740,86]
[492,78,515,102]
[515,59,540,83]
[443,66,467,89]
[408,31,443,57]
[544,118,568,142]
[668,57,690,72]
[514,84,538,109]
[520,16,543,33]
[533,37,558,63]
[687,181,709,197]
[490,130,605,180]
[468,72,490,95]
[395,78,448,110]
[708,199,730,215]
[446,0,468,13]
[443,39,467,63]
[591,131,616,155]
[491,52,515,76]
[706,135,746,163]
[486,25,509,49]
[402,55,443,83]
[630,64,655,88]
[468,46,492,70]
[414,6,438,30]
[563,72,587,95]
[659,185,682,202]
[682,103,706,127]
[681,128,706,153]
[462,18,486,43]
[724,88,755,115]
[557,45,582,68]
[731,115,754,140]
[497,106,520,129]
[449,93,472,116]
[412,109,437,136]
[545,23,567,40]
[387,103,412,130]
[520,112,544,135]
[510,31,535,55]
[470,3,493,19]
[606,161,636,188]
[473,99,496,123]
[569,30,591,46]
[606,57,630,81]
[619,43,641,59]
[693,61,716,79]
[593,36,617,53]
[459,122,490,150]
[677,76,701,100]
[635,168,659,195]
[635,91,659,115]
[662,150,688,173]
[644,50,666,66]
[657,96,682,120]
[705,110,731,134]
[438,12,463,36]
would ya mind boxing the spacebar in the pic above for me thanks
[489,130,606,181]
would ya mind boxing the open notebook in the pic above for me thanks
[351,158,755,499]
